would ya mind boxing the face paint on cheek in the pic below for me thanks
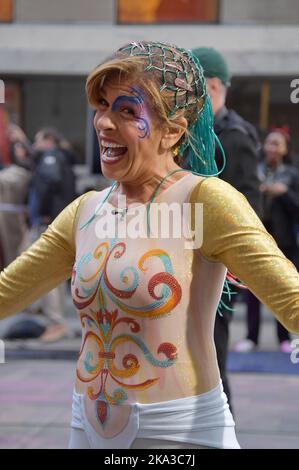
[111,88,151,140]
[135,116,150,139]
[111,92,150,139]
[130,87,151,139]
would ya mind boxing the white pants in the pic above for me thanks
[69,382,240,449]
[68,429,211,449]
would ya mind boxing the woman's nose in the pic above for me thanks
[94,111,116,131]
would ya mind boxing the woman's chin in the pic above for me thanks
[100,154,127,179]
[100,163,123,181]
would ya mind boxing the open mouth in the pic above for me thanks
[101,140,128,164]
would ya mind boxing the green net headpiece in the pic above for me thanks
[116,41,219,176]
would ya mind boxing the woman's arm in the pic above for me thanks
[190,177,299,333]
[0,192,93,320]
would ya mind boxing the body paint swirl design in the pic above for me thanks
[73,242,182,316]
[73,240,182,427]
[77,308,177,426]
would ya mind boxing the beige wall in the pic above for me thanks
[14,0,115,23]
[1,23,299,76]
[13,0,299,25]
[221,0,299,24]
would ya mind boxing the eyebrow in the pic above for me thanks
[100,85,145,100]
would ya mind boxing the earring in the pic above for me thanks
[172,145,180,157]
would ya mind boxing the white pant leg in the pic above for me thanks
[68,428,91,449]
[131,438,211,449]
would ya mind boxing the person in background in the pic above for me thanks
[31,127,77,226]
[235,128,299,353]
[0,124,32,270]
[192,47,262,409]
[26,127,77,342]
[0,108,11,169]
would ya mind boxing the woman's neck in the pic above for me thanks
[116,164,188,204]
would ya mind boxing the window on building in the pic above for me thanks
[117,0,219,24]
[0,0,13,22]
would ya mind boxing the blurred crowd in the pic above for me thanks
[0,50,299,352]
[0,124,78,341]
[236,126,299,354]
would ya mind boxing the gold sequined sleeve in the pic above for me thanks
[0,192,93,320]
[190,177,299,333]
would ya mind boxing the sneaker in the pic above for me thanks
[279,340,292,354]
[233,338,256,353]
[39,324,68,343]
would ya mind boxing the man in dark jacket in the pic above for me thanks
[26,128,76,342]
[31,128,76,225]
[192,47,262,409]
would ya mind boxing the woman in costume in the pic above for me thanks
[1,41,299,449]
[236,128,299,353]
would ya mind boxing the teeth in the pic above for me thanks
[101,140,126,148]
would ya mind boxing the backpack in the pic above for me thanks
[33,148,76,220]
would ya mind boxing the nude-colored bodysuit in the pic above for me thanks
[1,174,299,443]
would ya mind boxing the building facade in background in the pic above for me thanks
[0,0,299,170]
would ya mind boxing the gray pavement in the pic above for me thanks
[1,360,298,449]
[0,300,299,449]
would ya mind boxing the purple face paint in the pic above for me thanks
[111,87,150,139]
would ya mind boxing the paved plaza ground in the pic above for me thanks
[0,300,298,449]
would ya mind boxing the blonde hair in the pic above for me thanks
[86,54,204,153]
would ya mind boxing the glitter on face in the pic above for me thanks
[111,87,150,139]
